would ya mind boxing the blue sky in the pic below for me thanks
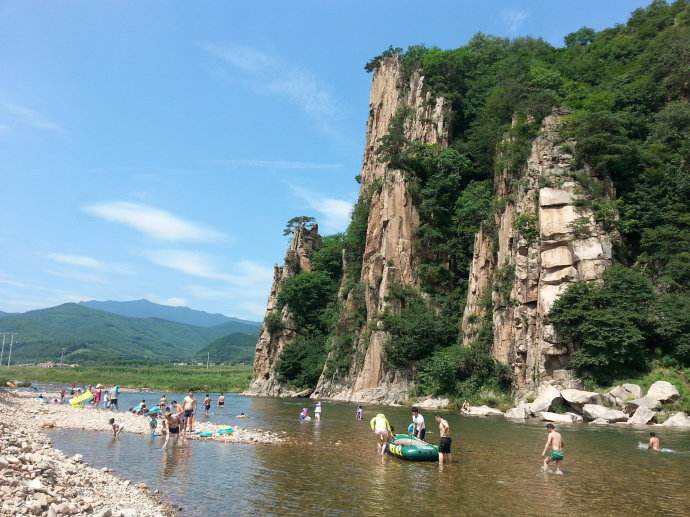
[0,0,649,320]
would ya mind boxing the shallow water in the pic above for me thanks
[47,393,690,516]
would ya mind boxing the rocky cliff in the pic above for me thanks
[312,57,451,403]
[461,111,617,396]
[246,224,320,396]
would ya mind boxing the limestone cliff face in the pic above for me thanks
[246,224,320,396]
[461,111,616,395]
[313,57,451,403]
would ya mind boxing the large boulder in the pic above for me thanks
[416,397,450,409]
[561,389,602,410]
[465,405,504,417]
[589,418,609,425]
[505,404,530,419]
[627,406,656,425]
[538,412,583,424]
[662,412,690,427]
[624,396,662,415]
[646,381,680,403]
[528,385,562,415]
[608,383,642,401]
[582,404,628,423]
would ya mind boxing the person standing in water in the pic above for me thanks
[648,432,661,451]
[109,385,120,410]
[370,413,393,456]
[411,407,426,441]
[314,401,322,421]
[203,394,212,416]
[183,391,196,433]
[356,405,364,421]
[159,394,167,408]
[435,414,452,464]
[542,423,565,474]
[217,393,225,408]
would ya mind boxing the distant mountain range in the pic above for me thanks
[0,300,260,365]
[79,299,255,328]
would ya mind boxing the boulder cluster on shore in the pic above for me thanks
[443,380,690,427]
[0,392,174,517]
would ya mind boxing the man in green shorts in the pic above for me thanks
[542,423,565,474]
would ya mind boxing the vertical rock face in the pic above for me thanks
[461,111,616,395]
[313,57,451,403]
[246,224,320,396]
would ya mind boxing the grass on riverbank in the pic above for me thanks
[0,365,252,392]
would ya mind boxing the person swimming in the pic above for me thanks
[648,432,661,451]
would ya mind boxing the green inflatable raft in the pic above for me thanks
[386,434,439,462]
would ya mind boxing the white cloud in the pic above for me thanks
[165,297,188,307]
[43,268,107,285]
[83,201,226,242]
[209,159,343,170]
[144,250,273,288]
[500,9,529,33]
[289,185,354,233]
[48,254,102,270]
[0,101,65,133]
[201,43,340,133]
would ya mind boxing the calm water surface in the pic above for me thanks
[46,391,690,516]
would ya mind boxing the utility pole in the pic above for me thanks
[206,352,210,369]
[7,334,14,368]
[0,333,5,365]
[60,348,65,368]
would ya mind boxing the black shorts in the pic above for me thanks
[169,427,179,434]
[439,436,452,453]
[184,409,193,418]
[415,429,426,441]
[218,402,224,406]
[204,405,211,411]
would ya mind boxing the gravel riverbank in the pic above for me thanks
[11,391,285,445]
[0,391,174,517]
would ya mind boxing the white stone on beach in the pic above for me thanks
[582,404,628,423]
[662,412,690,427]
[646,381,680,403]
[464,405,504,416]
[528,384,562,414]
[626,406,656,425]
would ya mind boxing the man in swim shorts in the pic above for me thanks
[183,391,196,433]
[203,394,211,416]
[370,413,392,456]
[162,411,181,449]
[435,414,452,464]
[218,393,225,407]
[648,432,661,451]
[542,423,565,474]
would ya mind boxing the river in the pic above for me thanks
[46,391,690,516]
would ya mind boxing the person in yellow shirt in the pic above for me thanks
[370,413,393,456]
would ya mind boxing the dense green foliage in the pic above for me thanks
[193,332,257,364]
[0,303,257,364]
[3,365,252,392]
[361,1,690,394]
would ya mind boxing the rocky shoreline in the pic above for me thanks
[0,391,175,517]
[435,380,690,428]
[10,391,285,445]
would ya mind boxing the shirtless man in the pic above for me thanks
[542,423,565,474]
[183,391,196,433]
[435,414,452,464]
[162,411,181,449]
[648,432,661,451]
[217,393,225,408]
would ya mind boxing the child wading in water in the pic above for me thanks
[108,418,124,439]
[542,423,565,474]
[149,413,158,436]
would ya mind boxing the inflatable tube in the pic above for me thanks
[386,434,439,462]
[70,391,93,407]
[217,425,232,430]
[216,428,234,435]
[407,423,414,434]
[196,431,213,437]
[146,406,161,415]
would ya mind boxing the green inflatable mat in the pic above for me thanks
[386,434,439,462]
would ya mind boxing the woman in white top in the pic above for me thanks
[411,407,426,441]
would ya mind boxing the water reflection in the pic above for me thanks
[48,395,690,517]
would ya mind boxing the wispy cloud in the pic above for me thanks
[43,268,107,284]
[47,253,131,275]
[201,43,340,133]
[83,201,226,243]
[500,9,529,33]
[0,101,65,133]
[144,250,273,288]
[289,185,354,233]
[209,159,343,170]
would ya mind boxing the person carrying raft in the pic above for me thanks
[370,413,393,456]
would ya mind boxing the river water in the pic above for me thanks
[46,391,690,516]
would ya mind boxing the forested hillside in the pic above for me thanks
[251,1,690,402]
